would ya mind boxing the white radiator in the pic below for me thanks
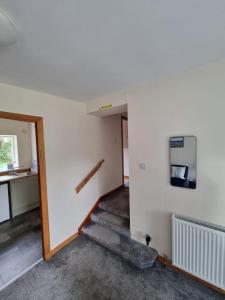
[172,214,225,290]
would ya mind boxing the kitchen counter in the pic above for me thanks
[0,172,38,184]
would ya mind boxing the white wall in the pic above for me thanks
[122,119,129,177]
[86,58,225,258]
[0,119,32,169]
[30,123,37,162]
[0,83,122,249]
[128,59,225,258]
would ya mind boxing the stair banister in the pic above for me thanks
[75,159,104,194]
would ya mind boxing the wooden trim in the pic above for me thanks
[124,176,129,180]
[51,232,80,256]
[78,185,123,233]
[51,183,122,256]
[0,111,51,261]
[0,168,31,176]
[157,256,225,295]
[75,159,104,194]
[78,198,101,233]
[35,118,51,260]
[0,111,41,123]
[51,185,123,255]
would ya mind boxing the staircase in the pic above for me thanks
[83,186,158,269]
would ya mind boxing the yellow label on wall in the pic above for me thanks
[99,104,113,111]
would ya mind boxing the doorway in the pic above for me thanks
[0,111,50,289]
[121,116,129,187]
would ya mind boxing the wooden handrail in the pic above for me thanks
[75,160,104,194]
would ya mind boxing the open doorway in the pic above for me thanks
[121,116,129,188]
[0,111,50,290]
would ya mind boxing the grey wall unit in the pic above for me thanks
[10,175,40,217]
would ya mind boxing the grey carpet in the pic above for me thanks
[85,187,157,268]
[0,209,40,244]
[99,187,130,219]
[83,223,157,268]
[0,235,223,300]
[91,208,130,237]
[0,209,42,289]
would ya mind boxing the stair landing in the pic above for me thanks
[99,187,130,219]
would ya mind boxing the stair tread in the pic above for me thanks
[99,188,130,219]
[83,223,158,269]
[91,209,130,237]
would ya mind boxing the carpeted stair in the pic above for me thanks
[83,187,158,269]
[98,188,130,219]
[91,209,130,237]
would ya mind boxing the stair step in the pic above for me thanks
[91,209,130,237]
[99,188,130,219]
[83,223,158,269]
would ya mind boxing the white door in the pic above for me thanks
[0,184,10,223]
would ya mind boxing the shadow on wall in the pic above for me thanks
[195,170,222,226]
[98,115,123,192]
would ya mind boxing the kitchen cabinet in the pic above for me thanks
[0,183,10,223]
[10,175,40,217]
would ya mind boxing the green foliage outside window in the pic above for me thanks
[0,140,13,170]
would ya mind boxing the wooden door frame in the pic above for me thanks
[121,116,128,185]
[0,111,51,260]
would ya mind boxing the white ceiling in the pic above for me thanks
[0,0,225,102]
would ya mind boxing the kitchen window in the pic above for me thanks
[0,135,19,172]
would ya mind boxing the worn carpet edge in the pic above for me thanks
[83,223,158,269]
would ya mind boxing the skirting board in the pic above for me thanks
[157,256,225,296]
[51,232,80,256]
[50,185,123,258]
[78,184,124,233]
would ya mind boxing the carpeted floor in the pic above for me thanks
[0,235,223,300]
[0,209,42,289]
